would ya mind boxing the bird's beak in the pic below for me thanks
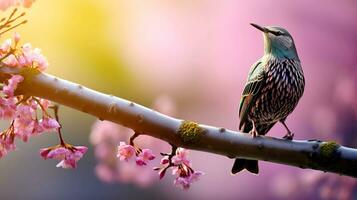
[250,23,268,33]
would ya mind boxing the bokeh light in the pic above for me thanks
[0,0,356,199]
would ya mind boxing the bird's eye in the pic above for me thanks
[273,31,283,36]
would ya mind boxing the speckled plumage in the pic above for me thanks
[232,24,305,175]
[240,57,305,132]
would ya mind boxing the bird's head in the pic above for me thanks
[250,23,299,60]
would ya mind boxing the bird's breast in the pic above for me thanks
[250,59,305,124]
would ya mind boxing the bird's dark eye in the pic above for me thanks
[272,31,283,36]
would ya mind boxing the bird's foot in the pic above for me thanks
[283,132,294,140]
[249,129,259,138]
[248,119,259,138]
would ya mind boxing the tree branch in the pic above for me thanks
[1,66,356,178]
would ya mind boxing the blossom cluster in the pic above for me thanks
[1,33,49,71]
[90,120,162,186]
[40,144,88,169]
[0,73,47,148]
[1,1,201,190]
[117,141,156,166]
[0,74,58,155]
[157,148,204,189]
[117,142,203,189]
[91,96,203,189]
[0,26,86,168]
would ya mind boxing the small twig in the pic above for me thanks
[0,20,27,36]
[156,144,178,179]
[51,104,65,145]
[0,9,27,35]
[129,132,140,146]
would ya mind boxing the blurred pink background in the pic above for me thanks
[0,0,356,199]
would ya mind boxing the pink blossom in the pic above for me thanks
[155,147,204,189]
[39,99,51,109]
[90,96,174,187]
[28,98,50,110]
[117,162,157,187]
[41,146,69,160]
[95,163,118,183]
[117,142,136,161]
[94,143,114,160]
[0,136,16,158]
[3,55,18,67]
[0,97,17,119]
[33,117,60,135]
[160,157,169,164]
[90,121,160,187]
[2,75,24,97]
[38,117,60,131]
[0,0,14,11]
[13,105,35,142]
[90,120,126,146]
[174,171,204,190]
[40,145,88,169]
[13,32,21,44]
[18,43,49,70]
[0,146,7,158]
[172,148,191,166]
[0,39,12,53]
[135,149,155,166]
[3,54,19,67]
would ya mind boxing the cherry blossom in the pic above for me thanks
[18,43,49,70]
[117,142,156,166]
[0,39,12,53]
[0,6,88,172]
[0,75,23,119]
[160,157,169,165]
[0,74,63,158]
[172,148,191,166]
[90,96,186,188]
[135,149,155,166]
[13,104,35,142]
[117,141,136,161]
[0,34,49,71]
[91,121,160,186]
[40,144,88,169]
[38,117,60,131]
[0,133,16,158]
[0,97,17,119]
[156,147,204,189]
[2,75,23,97]
[174,171,204,190]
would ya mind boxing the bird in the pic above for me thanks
[231,24,305,174]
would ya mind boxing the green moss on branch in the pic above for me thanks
[177,121,204,144]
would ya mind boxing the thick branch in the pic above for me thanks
[1,67,356,178]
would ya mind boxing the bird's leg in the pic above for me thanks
[249,119,259,138]
[281,120,294,140]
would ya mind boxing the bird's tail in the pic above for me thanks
[231,122,275,175]
[231,158,259,174]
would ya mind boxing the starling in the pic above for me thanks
[231,24,305,174]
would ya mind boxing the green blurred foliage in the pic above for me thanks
[6,0,134,96]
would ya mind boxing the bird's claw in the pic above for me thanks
[283,132,294,140]
[249,129,259,138]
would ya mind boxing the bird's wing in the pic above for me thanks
[239,60,266,131]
